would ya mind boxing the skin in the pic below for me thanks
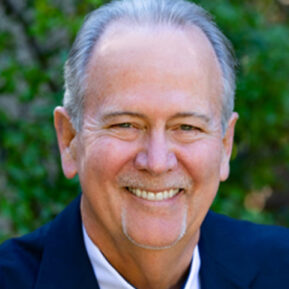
[54,23,238,289]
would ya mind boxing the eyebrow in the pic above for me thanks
[101,111,211,123]
[171,112,211,123]
[101,111,147,122]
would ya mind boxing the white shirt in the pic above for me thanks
[83,226,201,289]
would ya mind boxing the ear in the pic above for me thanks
[220,112,238,182]
[54,106,78,179]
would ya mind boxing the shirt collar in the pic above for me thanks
[83,225,201,289]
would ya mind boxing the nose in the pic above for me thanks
[134,130,177,175]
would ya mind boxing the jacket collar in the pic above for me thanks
[34,196,99,289]
[199,211,258,289]
[34,196,258,289]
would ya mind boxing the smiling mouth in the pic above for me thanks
[126,187,182,201]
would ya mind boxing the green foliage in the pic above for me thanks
[199,0,289,225]
[0,0,288,242]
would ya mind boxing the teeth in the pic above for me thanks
[147,192,155,200]
[136,189,141,197]
[156,192,163,201]
[163,190,168,199]
[127,188,180,201]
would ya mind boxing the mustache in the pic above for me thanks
[117,173,192,190]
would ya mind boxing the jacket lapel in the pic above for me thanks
[199,211,258,289]
[34,196,100,289]
[34,198,259,289]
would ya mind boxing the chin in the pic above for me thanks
[121,206,188,250]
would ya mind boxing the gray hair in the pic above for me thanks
[64,0,236,132]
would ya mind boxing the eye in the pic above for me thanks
[180,124,200,131]
[107,121,141,141]
[111,122,133,128]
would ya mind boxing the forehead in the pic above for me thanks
[88,21,221,74]
[84,22,223,117]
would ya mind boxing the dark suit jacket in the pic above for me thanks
[1,196,289,289]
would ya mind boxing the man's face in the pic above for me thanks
[56,24,237,250]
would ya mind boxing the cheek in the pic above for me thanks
[181,141,223,227]
[179,140,223,182]
[77,138,137,219]
[78,136,137,180]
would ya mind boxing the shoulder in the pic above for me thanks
[201,211,289,288]
[0,196,82,289]
[0,222,51,289]
[202,211,289,252]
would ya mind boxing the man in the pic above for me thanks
[0,0,288,288]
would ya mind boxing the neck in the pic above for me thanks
[83,220,199,289]
[113,235,199,289]
[81,197,200,289]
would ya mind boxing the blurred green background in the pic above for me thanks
[0,0,288,242]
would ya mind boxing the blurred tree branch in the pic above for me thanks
[1,0,59,93]
[276,0,289,17]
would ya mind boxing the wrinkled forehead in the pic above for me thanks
[88,20,221,72]
[84,21,223,119]
[86,20,223,87]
